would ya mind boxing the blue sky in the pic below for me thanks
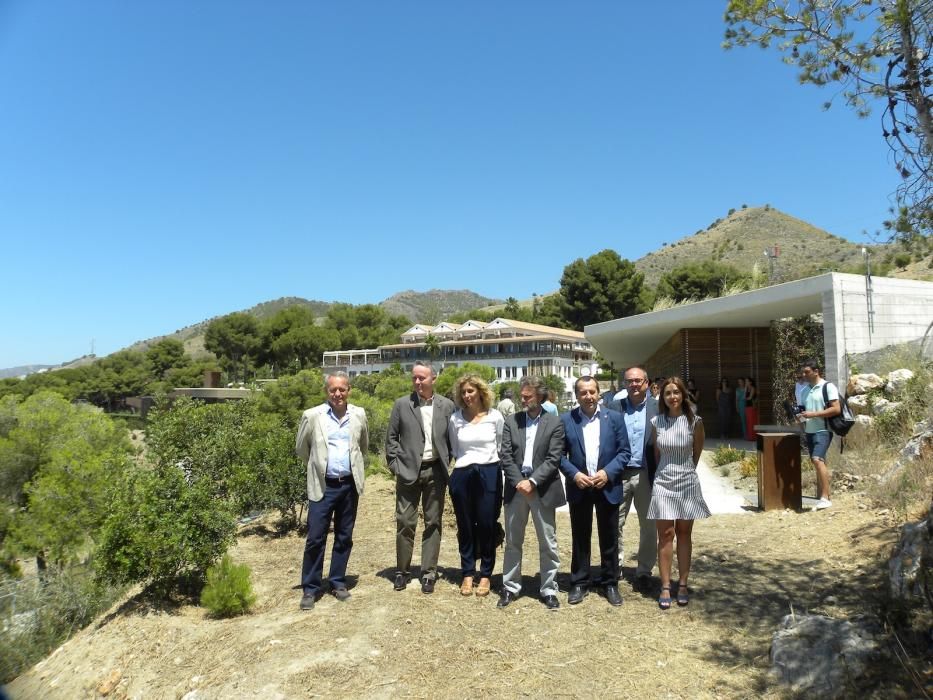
[0,1,899,368]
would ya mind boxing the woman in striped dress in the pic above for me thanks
[648,376,711,609]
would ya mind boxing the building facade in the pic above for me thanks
[322,318,598,397]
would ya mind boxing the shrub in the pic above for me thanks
[713,444,745,466]
[739,455,757,478]
[719,466,731,477]
[96,465,236,597]
[0,568,123,683]
[201,554,256,618]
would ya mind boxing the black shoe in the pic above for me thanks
[331,587,351,602]
[393,572,408,591]
[541,594,560,610]
[421,577,435,594]
[605,584,623,607]
[568,585,588,605]
[299,592,316,610]
[497,590,517,608]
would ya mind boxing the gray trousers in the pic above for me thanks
[618,467,656,577]
[395,463,446,579]
[501,490,560,597]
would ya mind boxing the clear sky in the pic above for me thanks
[0,1,900,368]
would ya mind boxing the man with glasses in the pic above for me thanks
[608,366,658,592]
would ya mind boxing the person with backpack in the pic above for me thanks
[797,358,842,510]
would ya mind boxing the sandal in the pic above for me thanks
[658,586,672,610]
[475,577,491,597]
[460,576,474,596]
[677,584,689,607]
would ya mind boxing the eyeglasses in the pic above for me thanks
[624,378,646,385]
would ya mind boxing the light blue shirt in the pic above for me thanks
[622,397,647,467]
[521,412,541,476]
[324,407,352,478]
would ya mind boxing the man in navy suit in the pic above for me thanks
[608,365,658,591]
[560,376,632,606]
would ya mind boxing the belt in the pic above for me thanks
[420,458,442,469]
[325,475,352,486]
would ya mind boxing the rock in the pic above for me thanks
[846,394,871,416]
[832,472,862,492]
[847,373,884,396]
[884,368,914,397]
[881,419,933,482]
[849,415,873,441]
[889,505,933,602]
[95,669,121,696]
[870,398,901,416]
[770,614,879,697]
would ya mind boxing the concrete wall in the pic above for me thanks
[824,274,933,386]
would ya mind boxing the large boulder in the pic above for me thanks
[847,414,874,441]
[881,419,933,482]
[884,368,915,398]
[770,614,879,697]
[846,394,871,416]
[847,373,884,396]
[889,504,933,602]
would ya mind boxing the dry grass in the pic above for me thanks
[9,473,931,699]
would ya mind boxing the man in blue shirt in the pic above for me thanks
[609,365,658,591]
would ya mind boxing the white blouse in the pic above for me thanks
[448,409,504,468]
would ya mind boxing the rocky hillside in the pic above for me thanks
[634,206,891,286]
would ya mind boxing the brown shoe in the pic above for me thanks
[460,576,474,596]
[475,577,491,597]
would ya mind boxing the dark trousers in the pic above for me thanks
[395,460,446,579]
[448,463,502,578]
[301,479,359,595]
[568,490,620,587]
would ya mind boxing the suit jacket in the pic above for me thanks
[296,402,369,501]
[558,407,631,505]
[500,410,567,510]
[607,395,659,481]
[385,392,456,484]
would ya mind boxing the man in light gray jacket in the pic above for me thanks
[385,361,456,594]
[296,372,369,611]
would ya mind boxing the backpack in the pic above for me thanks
[823,383,855,437]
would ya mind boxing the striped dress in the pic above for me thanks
[647,414,711,520]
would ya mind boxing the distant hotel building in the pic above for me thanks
[322,318,599,396]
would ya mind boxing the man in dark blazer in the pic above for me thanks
[498,375,566,610]
[385,361,456,594]
[559,376,632,606]
[608,365,658,591]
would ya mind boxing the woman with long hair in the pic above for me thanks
[735,377,747,439]
[648,376,711,609]
[448,374,504,597]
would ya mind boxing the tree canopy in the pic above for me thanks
[558,250,648,328]
[724,0,932,238]
[656,261,750,302]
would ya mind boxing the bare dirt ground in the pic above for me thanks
[8,461,919,699]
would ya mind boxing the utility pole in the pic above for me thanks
[763,245,779,282]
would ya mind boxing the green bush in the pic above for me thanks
[200,554,256,618]
[713,444,745,466]
[739,455,757,478]
[96,465,236,597]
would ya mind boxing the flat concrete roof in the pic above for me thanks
[585,273,839,367]
[171,388,254,400]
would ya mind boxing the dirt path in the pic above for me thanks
[9,471,897,699]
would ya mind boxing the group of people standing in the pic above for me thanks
[296,362,711,612]
[715,376,758,440]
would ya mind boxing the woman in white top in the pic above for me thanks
[448,374,504,597]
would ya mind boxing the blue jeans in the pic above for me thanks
[301,480,359,595]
